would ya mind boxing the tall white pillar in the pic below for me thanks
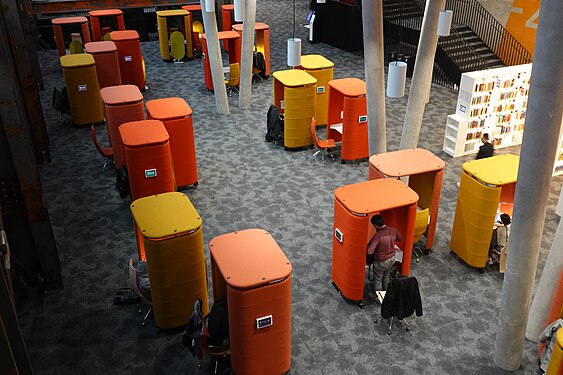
[239,0,256,108]
[494,0,563,369]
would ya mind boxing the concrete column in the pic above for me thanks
[526,190,563,342]
[399,0,445,150]
[200,0,230,114]
[494,0,563,370]
[239,0,256,108]
[361,0,386,154]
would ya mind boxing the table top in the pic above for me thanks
[335,179,419,215]
[329,78,366,97]
[101,85,143,105]
[221,4,234,10]
[201,30,240,40]
[146,97,192,119]
[463,154,519,185]
[60,53,95,68]
[369,148,445,177]
[157,9,189,17]
[130,192,201,239]
[209,229,292,290]
[120,120,169,148]
[52,16,88,25]
[232,22,269,31]
[110,30,139,41]
[300,54,334,70]
[89,9,123,17]
[273,69,317,87]
[182,4,201,11]
[84,41,117,54]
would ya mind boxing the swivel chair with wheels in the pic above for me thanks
[412,208,430,263]
[311,117,337,162]
[375,275,423,335]
[225,63,240,96]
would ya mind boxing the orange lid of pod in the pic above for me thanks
[221,4,234,10]
[209,229,292,290]
[119,120,169,147]
[89,9,123,17]
[100,85,143,105]
[201,30,241,40]
[328,78,366,97]
[369,148,445,177]
[52,17,88,25]
[146,97,192,119]
[232,22,269,31]
[110,30,139,41]
[84,41,117,54]
[182,4,201,11]
[335,178,419,215]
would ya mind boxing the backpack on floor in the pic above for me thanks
[52,87,70,116]
[253,51,266,77]
[207,299,230,347]
[116,168,130,198]
[265,105,284,144]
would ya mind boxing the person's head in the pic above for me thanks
[482,133,490,143]
[500,213,511,226]
[371,214,384,228]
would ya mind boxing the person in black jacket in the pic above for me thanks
[381,276,423,320]
[476,133,494,159]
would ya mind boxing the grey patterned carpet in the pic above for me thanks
[16,0,561,374]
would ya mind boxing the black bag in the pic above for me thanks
[253,51,266,77]
[116,168,130,198]
[265,105,284,143]
[207,299,230,347]
[183,300,206,359]
[52,87,70,116]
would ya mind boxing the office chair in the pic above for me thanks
[375,276,423,335]
[90,125,113,169]
[412,208,430,263]
[225,63,240,96]
[128,258,152,326]
[311,117,337,162]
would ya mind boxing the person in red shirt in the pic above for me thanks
[367,214,402,293]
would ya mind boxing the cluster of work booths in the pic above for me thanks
[47,5,557,375]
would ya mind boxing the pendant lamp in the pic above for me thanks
[287,0,301,66]
[386,61,407,98]
[204,0,215,13]
[234,0,245,22]
[437,10,453,36]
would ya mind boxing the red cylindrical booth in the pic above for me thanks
[145,97,198,187]
[84,41,122,89]
[89,9,125,41]
[110,30,146,91]
[100,85,145,169]
[52,17,91,58]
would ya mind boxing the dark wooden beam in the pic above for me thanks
[31,0,198,15]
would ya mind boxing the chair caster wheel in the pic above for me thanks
[479,268,485,274]
[387,330,392,335]
[194,181,198,186]
[358,301,365,309]
[416,258,420,263]
[141,322,147,326]
[406,327,411,331]
[423,249,430,255]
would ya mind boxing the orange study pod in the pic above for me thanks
[200,31,241,91]
[181,4,204,56]
[232,22,270,77]
[130,192,209,329]
[100,85,145,169]
[145,97,198,187]
[209,229,292,375]
[84,41,122,89]
[110,30,146,91]
[450,154,519,270]
[332,179,418,304]
[52,17,91,58]
[368,148,445,252]
[60,54,103,126]
[88,9,125,41]
[326,78,368,162]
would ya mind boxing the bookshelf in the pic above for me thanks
[442,64,563,176]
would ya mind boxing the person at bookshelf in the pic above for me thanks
[366,215,402,294]
[476,133,494,159]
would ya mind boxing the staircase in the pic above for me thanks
[382,0,529,88]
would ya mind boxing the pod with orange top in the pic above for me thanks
[209,229,292,375]
[368,148,445,253]
[200,31,241,91]
[332,178,418,306]
[52,17,91,58]
[88,9,124,41]
[110,30,146,91]
[326,78,368,162]
[130,192,208,329]
[450,154,519,271]
[84,41,122,89]
[232,22,270,77]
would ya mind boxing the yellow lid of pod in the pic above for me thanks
[463,154,519,186]
[60,53,95,68]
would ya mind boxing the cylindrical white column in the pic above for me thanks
[234,0,245,22]
[287,38,301,67]
[204,0,215,13]
[386,61,407,98]
[317,0,326,3]
[438,10,453,36]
